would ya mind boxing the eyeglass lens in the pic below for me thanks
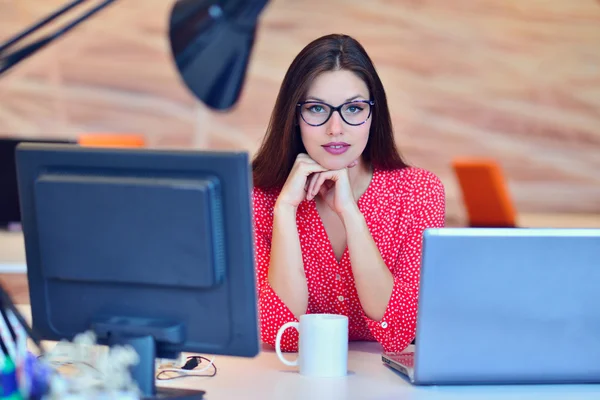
[299,101,372,126]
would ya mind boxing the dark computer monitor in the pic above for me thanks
[0,138,75,228]
[15,143,260,398]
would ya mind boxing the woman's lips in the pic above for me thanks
[322,142,350,155]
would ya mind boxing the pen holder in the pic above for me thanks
[1,282,140,399]
[1,282,53,399]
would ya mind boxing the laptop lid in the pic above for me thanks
[412,228,600,385]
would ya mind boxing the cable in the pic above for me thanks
[156,355,217,381]
[40,350,218,382]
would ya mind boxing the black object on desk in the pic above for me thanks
[15,143,260,399]
[0,138,75,229]
[146,388,206,399]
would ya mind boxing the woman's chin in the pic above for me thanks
[315,157,350,171]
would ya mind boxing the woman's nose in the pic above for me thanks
[327,110,344,136]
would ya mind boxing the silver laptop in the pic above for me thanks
[382,227,600,385]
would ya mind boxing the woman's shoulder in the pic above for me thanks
[375,167,445,210]
[378,166,444,192]
[376,167,445,220]
[251,186,281,230]
[252,186,281,208]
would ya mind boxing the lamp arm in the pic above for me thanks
[0,0,118,76]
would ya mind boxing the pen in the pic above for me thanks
[0,336,6,369]
[7,309,32,399]
[0,282,45,355]
[0,307,16,361]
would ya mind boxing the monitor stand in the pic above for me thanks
[94,316,206,399]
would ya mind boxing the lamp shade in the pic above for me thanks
[168,0,270,111]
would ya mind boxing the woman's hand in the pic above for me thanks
[275,153,328,210]
[306,160,359,217]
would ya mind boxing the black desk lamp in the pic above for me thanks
[0,0,270,110]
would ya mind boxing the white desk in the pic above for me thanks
[6,220,600,399]
[0,230,26,272]
[156,346,600,400]
[14,305,600,400]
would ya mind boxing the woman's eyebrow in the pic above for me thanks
[305,94,367,103]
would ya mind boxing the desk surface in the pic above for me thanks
[14,305,600,400]
[5,219,600,399]
[0,230,26,270]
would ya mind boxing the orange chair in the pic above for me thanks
[78,133,146,148]
[452,158,517,228]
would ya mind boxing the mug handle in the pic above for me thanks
[275,321,300,366]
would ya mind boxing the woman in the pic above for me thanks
[251,33,445,353]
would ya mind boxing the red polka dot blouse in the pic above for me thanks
[252,167,446,353]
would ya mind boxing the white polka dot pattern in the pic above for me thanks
[252,167,446,353]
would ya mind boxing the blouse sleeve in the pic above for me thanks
[252,189,301,352]
[362,170,446,353]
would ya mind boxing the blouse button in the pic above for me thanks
[381,321,388,329]
[337,296,344,302]
[335,274,341,280]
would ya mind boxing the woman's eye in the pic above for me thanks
[346,106,363,113]
[309,105,325,113]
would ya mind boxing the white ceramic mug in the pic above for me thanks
[275,313,349,377]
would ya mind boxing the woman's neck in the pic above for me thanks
[347,159,373,201]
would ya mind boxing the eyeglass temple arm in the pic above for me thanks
[0,0,119,76]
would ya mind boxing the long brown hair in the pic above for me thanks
[252,33,408,190]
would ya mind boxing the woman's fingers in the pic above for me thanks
[295,157,327,199]
[318,180,335,198]
[307,173,321,201]
[307,171,330,201]
[314,172,330,198]
[296,159,327,177]
[304,163,328,176]
[312,171,337,200]
[294,154,352,201]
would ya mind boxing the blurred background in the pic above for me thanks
[0,0,599,228]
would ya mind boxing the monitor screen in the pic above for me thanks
[15,143,259,397]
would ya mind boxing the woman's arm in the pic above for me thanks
[254,155,329,351]
[342,207,394,321]
[267,202,308,317]
[253,191,308,352]
[345,170,446,352]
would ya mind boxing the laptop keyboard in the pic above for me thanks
[387,351,415,368]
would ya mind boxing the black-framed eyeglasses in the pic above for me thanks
[296,100,375,127]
